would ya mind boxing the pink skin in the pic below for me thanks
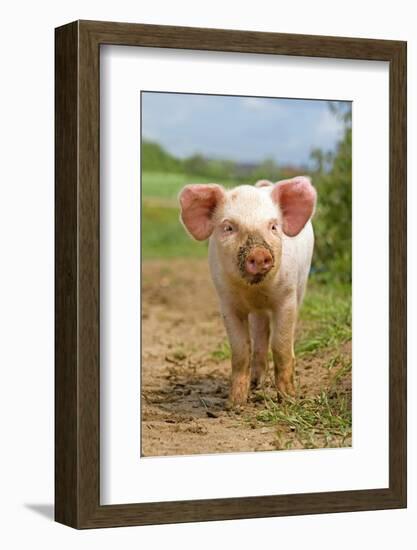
[245,247,273,276]
[272,176,317,237]
[178,184,224,241]
[179,177,316,406]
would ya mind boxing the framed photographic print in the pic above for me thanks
[55,20,407,528]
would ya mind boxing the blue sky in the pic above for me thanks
[141,92,350,167]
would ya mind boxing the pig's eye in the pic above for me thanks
[222,221,235,234]
[270,222,279,234]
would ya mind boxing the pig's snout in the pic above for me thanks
[237,237,276,284]
[245,247,273,276]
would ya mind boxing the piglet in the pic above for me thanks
[178,177,316,406]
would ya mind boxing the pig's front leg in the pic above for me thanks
[221,306,251,407]
[249,312,270,389]
[271,295,298,399]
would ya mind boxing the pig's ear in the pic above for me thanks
[179,184,225,241]
[255,179,273,188]
[272,176,317,237]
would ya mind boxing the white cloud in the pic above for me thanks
[241,97,268,110]
[313,108,344,146]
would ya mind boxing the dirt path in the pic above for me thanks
[141,259,351,457]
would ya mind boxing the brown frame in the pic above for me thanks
[55,20,407,529]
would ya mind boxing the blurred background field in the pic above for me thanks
[140,93,352,455]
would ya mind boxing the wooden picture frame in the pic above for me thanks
[55,20,407,529]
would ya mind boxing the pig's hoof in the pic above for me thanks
[225,402,244,414]
[276,380,295,401]
[228,376,250,407]
[250,371,266,389]
[225,402,245,415]
[226,395,248,409]
[227,388,249,408]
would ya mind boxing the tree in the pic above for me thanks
[311,103,352,283]
[251,157,280,182]
[141,141,183,173]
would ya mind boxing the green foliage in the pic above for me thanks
[254,391,351,448]
[141,141,184,173]
[250,158,281,182]
[184,154,245,183]
[142,199,208,259]
[211,341,231,362]
[311,105,352,283]
[141,171,233,260]
[182,154,208,177]
[296,282,351,356]
[142,171,213,200]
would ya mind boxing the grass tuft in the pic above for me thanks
[296,283,351,356]
[211,341,231,362]
[254,391,351,449]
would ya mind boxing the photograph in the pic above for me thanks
[140,91,352,457]
[50,13,406,533]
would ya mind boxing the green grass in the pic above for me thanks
[142,200,209,259]
[296,283,351,356]
[142,171,189,200]
[142,171,230,200]
[142,171,234,259]
[211,341,232,362]
[253,391,351,449]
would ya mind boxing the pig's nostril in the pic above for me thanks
[244,247,273,277]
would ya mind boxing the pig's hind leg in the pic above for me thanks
[249,312,270,389]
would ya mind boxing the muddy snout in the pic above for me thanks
[245,247,273,276]
[238,238,275,284]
